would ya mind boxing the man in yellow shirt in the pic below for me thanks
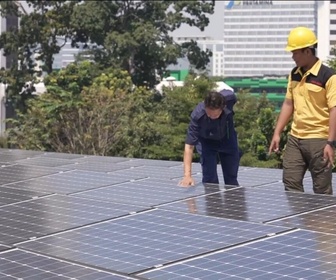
[269,26,336,195]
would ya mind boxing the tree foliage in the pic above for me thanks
[7,62,284,168]
[0,0,214,111]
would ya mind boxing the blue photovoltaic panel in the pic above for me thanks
[109,165,187,180]
[140,230,336,280]
[0,164,60,185]
[57,161,137,173]
[6,169,147,194]
[0,185,51,207]
[15,156,81,167]
[159,186,336,223]
[0,249,137,280]
[269,205,336,235]
[72,178,225,207]
[0,194,148,245]
[19,209,290,274]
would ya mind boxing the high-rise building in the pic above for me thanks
[222,0,317,77]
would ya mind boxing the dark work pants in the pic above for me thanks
[200,147,240,185]
[283,135,333,195]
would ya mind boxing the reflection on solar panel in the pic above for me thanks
[269,205,336,235]
[140,230,336,280]
[0,148,335,279]
[72,178,222,207]
[0,185,51,207]
[159,187,336,222]
[0,249,137,280]
[0,194,148,245]
[6,170,147,194]
[0,164,59,185]
[19,209,290,274]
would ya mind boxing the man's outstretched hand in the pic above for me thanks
[178,176,195,187]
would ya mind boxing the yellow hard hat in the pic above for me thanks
[285,27,317,52]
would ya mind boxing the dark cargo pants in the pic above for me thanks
[282,135,333,195]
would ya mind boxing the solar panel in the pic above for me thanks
[15,156,82,167]
[0,148,44,158]
[269,205,336,235]
[0,185,52,207]
[57,161,137,173]
[18,209,291,274]
[0,194,148,245]
[72,178,225,207]
[109,165,187,180]
[140,230,336,279]
[0,164,60,185]
[0,244,9,252]
[253,175,336,196]
[40,152,87,160]
[120,158,182,167]
[75,155,132,163]
[6,170,147,194]
[159,187,336,223]
[173,166,285,186]
[0,249,137,280]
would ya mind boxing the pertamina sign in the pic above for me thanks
[225,1,273,10]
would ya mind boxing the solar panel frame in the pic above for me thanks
[158,187,336,223]
[0,185,52,207]
[0,249,138,280]
[71,179,228,207]
[108,165,187,180]
[14,156,83,167]
[18,209,292,274]
[0,194,149,245]
[5,169,148,194]
[0,164,61,185]
[268,204,336,235]
[139,229,336,280]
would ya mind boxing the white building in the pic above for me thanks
[170,1,336,77]
[173,36,225,77]
[222,0,317,77]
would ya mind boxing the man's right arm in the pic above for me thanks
[269,98,294,153]
[179,144,195,187]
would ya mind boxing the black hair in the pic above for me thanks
[204,91,226,110]
[302,43,317,56]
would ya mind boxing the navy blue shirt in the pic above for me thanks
[185,89,237,147]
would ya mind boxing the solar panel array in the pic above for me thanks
[0,148,336,279]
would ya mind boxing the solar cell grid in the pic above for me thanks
[72,178,223,207]
[159,186,336,223]
[0,185,52,207]
[140,230,336,280]
[18,209,291,274]
[58,161,136,173]
[0,194,148,245]
[6,170,147,194]
[0,164,60,185]
[15,157,80,167]
[109,165,186,180]
[269,205,336,235]
[0,249,137,280]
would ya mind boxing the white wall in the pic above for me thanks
[317,1,330,63]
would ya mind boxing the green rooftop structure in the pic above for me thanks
[163,70,288,111]
[224,77,288,111]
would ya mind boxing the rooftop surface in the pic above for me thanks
[0,148,335,279]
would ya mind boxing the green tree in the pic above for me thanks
[0,0,215,112]
[0,1,79,109]
[7,66,152,155]
[70,1,214,87]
